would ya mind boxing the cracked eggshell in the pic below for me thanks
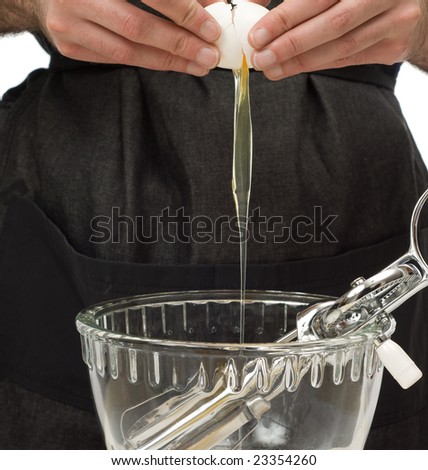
[205,2,269,70]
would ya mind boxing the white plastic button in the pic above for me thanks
[376,338,422,389]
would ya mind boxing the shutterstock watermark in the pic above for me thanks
[89,206,338,245]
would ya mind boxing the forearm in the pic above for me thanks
[0,0,41,34]
[408,0,428,71]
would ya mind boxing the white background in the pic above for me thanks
[1,32,428,165]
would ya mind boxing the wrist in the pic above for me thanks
[0,0,45,35]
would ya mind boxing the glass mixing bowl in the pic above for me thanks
[75,290,395,450]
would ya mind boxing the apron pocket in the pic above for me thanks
[0,196,426,425]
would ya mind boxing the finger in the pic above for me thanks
[263,14,386,79]
[56,20,210,76]
[327,39,406,68]
[198,0,216,7]
[81,1,219,69]
[303,39,405,73]
[262,8,413,80]
[252,0,388,69]
[142,0,221,41]
[249,0,339,48]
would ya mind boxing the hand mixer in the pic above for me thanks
[280,188,428,388]
[121,189,428,450]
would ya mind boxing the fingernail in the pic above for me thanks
[253,49,276,69]
[250,28,271,48]
[266,65,283,80]
[200,19,221,42]
[196,47,219,69]
[187,63,209,77]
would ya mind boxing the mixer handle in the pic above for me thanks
[322,188,428,323]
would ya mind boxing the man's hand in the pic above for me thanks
[0,1,271,76]
[248,0,428,80]
[32,0,225,76]
[0,0,230,76]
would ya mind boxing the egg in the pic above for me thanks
[205,2,269,69]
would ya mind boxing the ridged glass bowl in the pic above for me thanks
[76,290,394,450]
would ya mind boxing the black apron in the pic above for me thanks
[1,0,428,449]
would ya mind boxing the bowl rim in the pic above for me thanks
[75,289,395,352]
